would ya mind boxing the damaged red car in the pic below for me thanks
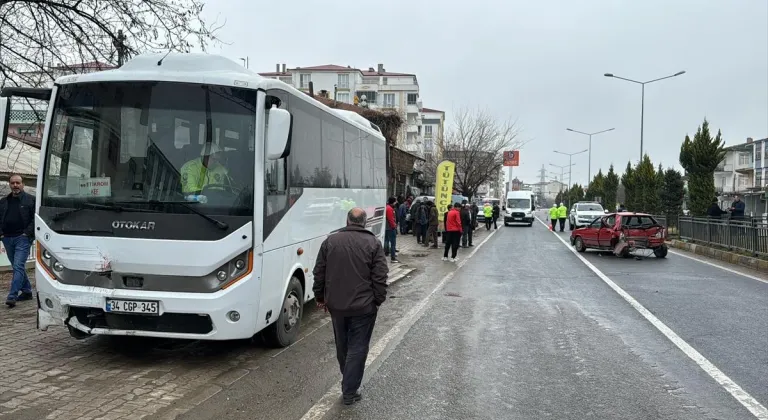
[569,212,668,258]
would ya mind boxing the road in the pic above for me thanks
[0,219,766,420]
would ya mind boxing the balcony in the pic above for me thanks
[715,163,734,172]
[379,83,418,92]
[735,160,753,172]
[406,125,419,133]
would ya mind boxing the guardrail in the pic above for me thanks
[675,215,768,257]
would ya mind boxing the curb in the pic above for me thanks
[666,239,768,273]
[387,266,415,285]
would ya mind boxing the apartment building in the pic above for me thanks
[714,140,754,195]
[750,137,768,189]
[259,63,436,158]
[421,107,444,163]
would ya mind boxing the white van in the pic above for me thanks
[504,191,535,226]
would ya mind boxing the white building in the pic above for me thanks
[714,141,753,195]
[259,63,437,158]
[420,107,445,163]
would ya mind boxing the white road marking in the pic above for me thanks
[535,217,768,420]
[300,229,499,420]
[668,249,768,285]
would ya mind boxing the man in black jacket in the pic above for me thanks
[0,175,35,307]
[460,204,473,247]
[313,207,388,405]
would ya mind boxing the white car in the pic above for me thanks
[569,202,606,230]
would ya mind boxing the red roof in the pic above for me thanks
[361,70,414,77]
[421,107,444,113]
[259,72,291,77]
[293,64,355,71]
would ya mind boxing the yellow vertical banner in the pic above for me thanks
[435,160,456,227]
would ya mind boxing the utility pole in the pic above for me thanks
[114,30,128,67]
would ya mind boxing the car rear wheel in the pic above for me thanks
[653,244,668,258]
[569,221,575,231]
[574,236,586,252]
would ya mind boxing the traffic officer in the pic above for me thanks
[557,202,568,232]
[549,204,558,231]
[180,143,231,196]
[483,202,493,230]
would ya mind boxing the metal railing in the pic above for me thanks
[676,215,768,257]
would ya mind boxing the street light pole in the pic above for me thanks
[566,127,614,185]
[604,70,685,162]
[549,163,575,196]
[553,149,587,209]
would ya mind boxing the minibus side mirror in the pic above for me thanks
[266,106,292,160]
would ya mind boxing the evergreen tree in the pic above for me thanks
[586,170,605,203]
[660,168,685,226]
[679,119,727,216]
[603,164,619,211]
[621,161,635,210]
[568,184,584,206]
[633,155,662,214]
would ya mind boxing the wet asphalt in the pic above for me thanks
[177,212,767,420]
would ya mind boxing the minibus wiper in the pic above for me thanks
[51,203,153,222]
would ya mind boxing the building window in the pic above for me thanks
[336,92,350,103]
[756,149,762,162]
[382,77,388,86]
[279,76,292,84]
[299,74,311,89]
[337,74,349,89]
[356,91,376,104]
[739,153,751,166]
[407,93,418,105]
[382,93,395,108]
[756,171,763,188]
[424,125,433,138]
[425,139,433,152]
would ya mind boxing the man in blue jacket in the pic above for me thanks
[0,175,36,308]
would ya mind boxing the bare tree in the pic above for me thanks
[442,107,523,200]
[0,0,222,88]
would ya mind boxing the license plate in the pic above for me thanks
[106,299,159,315]
[514,218,522,221]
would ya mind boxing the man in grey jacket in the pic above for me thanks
[313,208,389,405]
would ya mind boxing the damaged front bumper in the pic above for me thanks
[35,266,259,341]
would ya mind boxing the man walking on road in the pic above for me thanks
[549,204,558,231]
[1,175,35,308]
[443,203,462,262]
[312,208,388,406]
[557,202,568,232]
[492,202,500,230]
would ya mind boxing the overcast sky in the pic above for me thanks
[204,0,767,186]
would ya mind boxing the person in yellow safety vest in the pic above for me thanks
[557,202,568,232]
[483,203,493,230]
[549,204,558,231]
[180,143,232,199]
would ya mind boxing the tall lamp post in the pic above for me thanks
[566,127,614,185]
[549,163,575,195]
[553,149,587,208]
[604,71,685,162]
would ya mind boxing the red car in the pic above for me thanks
[569,212,668,258]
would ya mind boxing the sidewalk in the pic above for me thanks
[385,225,494,284]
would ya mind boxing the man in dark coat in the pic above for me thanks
[313,208,388,405]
